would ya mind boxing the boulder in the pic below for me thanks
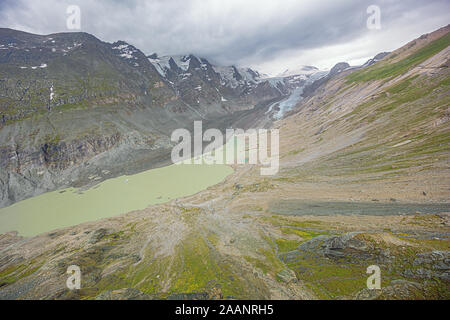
[276,269,297,284]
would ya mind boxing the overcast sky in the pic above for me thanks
[1,0,449,75]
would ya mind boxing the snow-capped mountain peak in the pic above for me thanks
[148,54,192,76]
[147,52,327,99]
[148,53,263,89]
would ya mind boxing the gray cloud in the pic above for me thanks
[1,0,449,74]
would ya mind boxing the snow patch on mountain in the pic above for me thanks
[148,56,171,76]
[171,55,191,71]
[112,42,138,60]
[149,55,193,76]
[49,85,54,101]
[212,66,260,88]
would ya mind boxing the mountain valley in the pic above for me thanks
[0,24,449,300]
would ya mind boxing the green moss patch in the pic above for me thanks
[275,238,302,253]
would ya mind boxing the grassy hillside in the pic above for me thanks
[277,26,450,192]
